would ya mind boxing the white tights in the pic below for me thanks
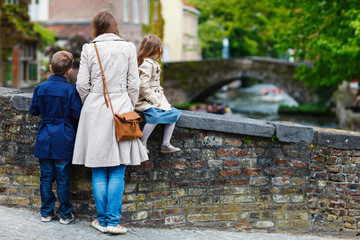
[140,123,176,146]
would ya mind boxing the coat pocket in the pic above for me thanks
[34,135,50,159]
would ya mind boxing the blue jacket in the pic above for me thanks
[29,75,82,160]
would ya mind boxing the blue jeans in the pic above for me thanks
[92,165,126,227]
[39,159,73,219]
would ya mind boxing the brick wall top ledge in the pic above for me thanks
[3,87,360,149]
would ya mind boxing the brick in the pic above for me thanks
[138,161,154,170]
[326,156,337,164]
[273,195,290,203]
[344,222,357,229]
[122,203,136,211]
[214,213,238,221]
[273,159,288,166]
[240,158,257,168]
[32,198,41,207]
[187,214,212,222]
[250,177,269,186]
[164,215,185,225]
[0,176,10,184]
[290,195,304,203]
[329,174,345,182]
[224,160,239,167]
[310,164,325,171]
[313,154,326,162]
[11,197,30,206]
[272,177,290,185]
[232,149,251,157]
[281,169,294,175]
[149,210,161,218]
[289,161,307,168]
[230,179,249,185]
[154,199,177,208]
[352,157,360,164]
[217,149,231,156]
[225,138,242,146]
[264,167,278,175]
[254,221,274,228]
[220,169,242,177]
[235,221,253,230]
[204,135,223,146]
[244,168,261,176]
[132,211,148,220]
[6,187,17,194]
[190,160,206,169]
[162,209,181,215]
[327,165,341,173]
[339,157,351,165]
[343,166,356,174]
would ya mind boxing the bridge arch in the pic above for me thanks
[163,57,317,105]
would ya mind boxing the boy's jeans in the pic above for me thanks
[91,165,126,227]
[39,159,73,219]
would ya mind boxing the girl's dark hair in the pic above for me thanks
[92,9,120,39]
[137,34,162,66]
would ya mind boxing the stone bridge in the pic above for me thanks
[1,88,360,237]
[163,57,316,104]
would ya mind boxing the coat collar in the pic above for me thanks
[48,74,68,83]
[92,33,124,43]
[144,58,161,69]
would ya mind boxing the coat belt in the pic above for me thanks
[41,118,72,124]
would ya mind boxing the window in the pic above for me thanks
[133,0,140,24]
[123,0,129,23]
[5,0,19,4]
[143,0,149,25]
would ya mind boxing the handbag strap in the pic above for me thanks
[94,42,115,117]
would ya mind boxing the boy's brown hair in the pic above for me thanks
[50,51,74,76]
[137,34,162,67]
[92,9,120,39]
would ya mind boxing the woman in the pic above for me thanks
[73,10,148,234]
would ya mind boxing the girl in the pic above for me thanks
[135,34,182,153]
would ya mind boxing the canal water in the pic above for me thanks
[208,83,339,129]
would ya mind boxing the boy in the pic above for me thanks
[29,51,82,224]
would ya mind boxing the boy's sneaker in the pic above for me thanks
[41,213,57,222]
[59,212,74,225]
[160,143,181,153]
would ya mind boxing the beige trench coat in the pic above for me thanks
[72,33,148,168]
[135,58,171,112]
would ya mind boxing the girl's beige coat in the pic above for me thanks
[135,58,171,112]
[73,33,148,167]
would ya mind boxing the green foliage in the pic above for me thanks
[172,102,202,110]
[243,136,252,144]
[278,104,330,114]
[142,0,164,40]
[33,23,55,49]
[275,0,360,89]
[188,0,292,58]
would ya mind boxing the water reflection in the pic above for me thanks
[208,83,339,129]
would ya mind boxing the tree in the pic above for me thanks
[188,0,291,59]
[0,0,54,86]
[274,0,360,89]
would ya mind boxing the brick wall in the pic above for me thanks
[1,88,360,236]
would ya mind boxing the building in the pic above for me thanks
[161,0,200,62]
[2,0,39,89]
[29,0,150,47]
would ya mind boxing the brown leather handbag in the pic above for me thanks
[94,42,143,142]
